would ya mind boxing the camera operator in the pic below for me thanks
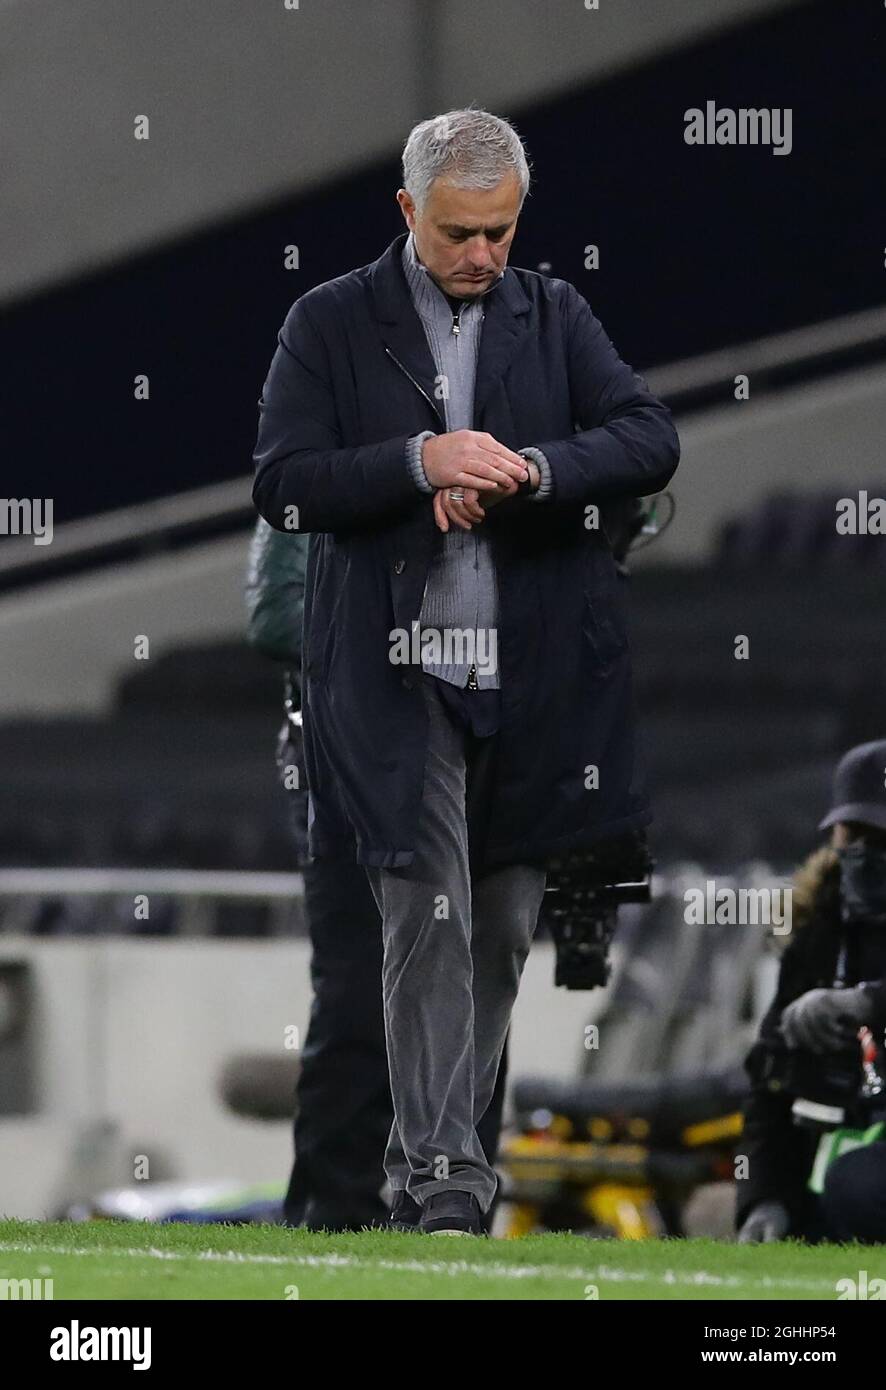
[737,740,886,1244]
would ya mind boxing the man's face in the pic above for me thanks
[832,822,886,850]
[397,173,523,300]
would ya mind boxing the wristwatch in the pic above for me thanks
[516,459,539,497]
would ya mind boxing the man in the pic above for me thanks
[253,109,679,1235]
[737,740,886,1244]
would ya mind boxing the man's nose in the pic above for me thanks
[466,236,492,267]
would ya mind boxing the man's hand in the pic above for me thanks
[479,457,539,506]
[780,986,871,1054]
[433,487,485,533]
[433,475,529,532]
[737,1200,790,1244]
[430,450,540,533]
[422,430,528,495]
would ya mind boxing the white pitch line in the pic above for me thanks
[0,1241,841,1292]
[0,1242,585,1282]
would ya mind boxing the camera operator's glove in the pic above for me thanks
[780,986,871,1054]
[737,1200,790,1244]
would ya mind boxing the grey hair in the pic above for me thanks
[401,107,532,214]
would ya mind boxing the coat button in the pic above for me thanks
[393,559,406,574]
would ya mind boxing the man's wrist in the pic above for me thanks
[518,447,552,500]
[514,457,539,497]
[406,431,436,494]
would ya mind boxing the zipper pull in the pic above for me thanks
[467,663,478,690]
[452,313,460,336]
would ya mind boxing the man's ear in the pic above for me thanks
[396,189,415,229]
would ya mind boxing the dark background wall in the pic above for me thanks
[3,0,879,525]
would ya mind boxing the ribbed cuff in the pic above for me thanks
[518,446,553,500]
[406,431,436,493]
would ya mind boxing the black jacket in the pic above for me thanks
[252,231,680,869]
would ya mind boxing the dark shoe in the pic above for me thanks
[389,1189,422,1232]
[419,1189,484,1236]
[299,1196,389,1232]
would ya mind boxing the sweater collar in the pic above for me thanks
[402,230,505,313]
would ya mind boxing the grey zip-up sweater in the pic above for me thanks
[401,230,551,689]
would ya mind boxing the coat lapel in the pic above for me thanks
[369,232,533,431]
[370,233,444,419]
[471,264,532,424]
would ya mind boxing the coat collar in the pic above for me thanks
[791,846,840,922]
[369,231,532,427]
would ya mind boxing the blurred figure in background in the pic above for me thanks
[245,517,508,1232]
[737,740,886,1244]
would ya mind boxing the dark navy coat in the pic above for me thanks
[252,231,679,870]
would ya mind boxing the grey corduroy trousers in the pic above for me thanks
[365,671,547,1213]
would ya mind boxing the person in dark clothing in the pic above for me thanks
[245,516,509,1233]
[736,740,886,1244]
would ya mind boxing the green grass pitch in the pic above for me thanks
[0,1219,878,1300]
